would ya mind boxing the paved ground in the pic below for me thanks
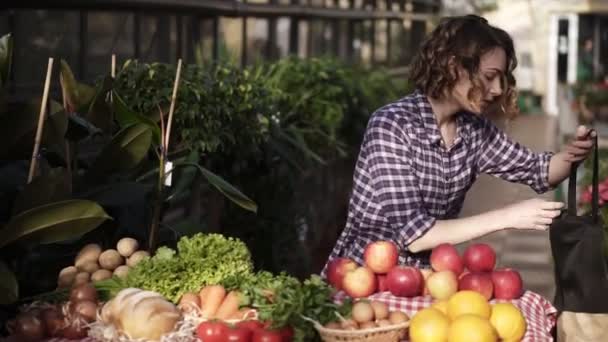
[458,114,559,303]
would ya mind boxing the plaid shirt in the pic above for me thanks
[324,91,552,273]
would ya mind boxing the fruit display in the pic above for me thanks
[57,237,148,288]
[326,240,524,302]
[323,300,409,330]
[409,291,526,342]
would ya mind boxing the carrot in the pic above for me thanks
[178,292,200,313]
[200,285,226,319]
[215,291,242,320]
[198,286,212,310]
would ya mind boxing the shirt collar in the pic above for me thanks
[413,89,474,147]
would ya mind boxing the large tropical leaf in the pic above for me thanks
[65,113,102,141]
[0,199,111,248]
[0,99,66,160]
[113,92,161,144]
[86,124,153,181]
[85,75,113,132]
[0,260,18,305]
[176,162,257,213]
[0,33,13,86]
[59,60,96,114]
[165,150,199,203]
[12,168,71,215]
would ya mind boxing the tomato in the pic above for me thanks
[196,321,228,342]
[279,326,294,342]
[235,320,264,332]
[252,328,283,342]
[226,325,253,342]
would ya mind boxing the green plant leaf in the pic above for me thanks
[86,123,153,181]
[0,199,111,248]
[0,33,13,86]
[0,260,18,305]
[59,60,96,114]
[0,99,66,160]
[165,151,200,203]
[12,167,71,215]
[65,113,102,141]
[176,162,257,213]
[86,75,113,132]
[113,92,161,144]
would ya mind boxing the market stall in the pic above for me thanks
[2,234,559,342]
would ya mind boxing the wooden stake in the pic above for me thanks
[28,58,54,183]
[111,54,116,78]
[164,59,182,151]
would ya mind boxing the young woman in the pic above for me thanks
[323,15,594,271]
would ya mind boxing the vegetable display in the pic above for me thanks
[58,238,149,288]
[123,233,253,303]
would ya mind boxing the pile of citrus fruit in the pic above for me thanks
[409,290,527,342]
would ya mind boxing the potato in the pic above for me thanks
[340,318,358,330]
[376,319,392,327]
[324,322,341,330]
[75,244,102,267]
[352,301,374,323]
[116,238,139,258]
[370,301,389,320]
[113,265,130,279]
[91,269,113,282]
[127,250,150,268]
[57,266,78,288]
[74,272,90,285]
[388,311,409,324]
[77,261,100,274]
[99,249,124,270]
[359,321,377,329]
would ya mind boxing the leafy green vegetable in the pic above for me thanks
[229,271,352,342]
[124,233,253,303]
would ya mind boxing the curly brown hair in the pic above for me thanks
[409,15,519,118]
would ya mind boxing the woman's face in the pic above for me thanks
[451,47,507,115]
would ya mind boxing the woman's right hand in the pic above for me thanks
[501,198,565,231]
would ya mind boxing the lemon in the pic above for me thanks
[448,314,498,342]
[431,300,449,316]
[409,308,450,342]
[490,303,527,342]
[447,290,491,320]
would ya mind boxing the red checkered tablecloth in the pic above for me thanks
[333,290,557,342]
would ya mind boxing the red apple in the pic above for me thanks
[458,272,494,300]
[430,243,464,276]
[343,266,377,298]
[426,270,458,300]
[463,243,497,272]
[491,268,523,300]
[326,257,358,290]
[377,274,389,292]
[386,266,423,298]
[363,241,399,273]
[458,270,470,280]
[419,268,433,296]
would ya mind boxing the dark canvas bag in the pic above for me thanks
[550,133,608,342]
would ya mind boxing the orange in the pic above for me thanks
[448,314,497,342]
[447,290,491,320]
[490,303,527,342]
[409,308,450,342]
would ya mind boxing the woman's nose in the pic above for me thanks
[489,78,503,97]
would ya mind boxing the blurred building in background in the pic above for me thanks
[0,0,440,97]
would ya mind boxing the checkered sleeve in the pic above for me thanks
[478,119,553,194]
[365,113,436,251]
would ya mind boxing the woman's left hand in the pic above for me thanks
[563,125,595,163]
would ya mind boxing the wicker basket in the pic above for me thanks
[302,316,409,342]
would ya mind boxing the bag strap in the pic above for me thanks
[567,131,598,222]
